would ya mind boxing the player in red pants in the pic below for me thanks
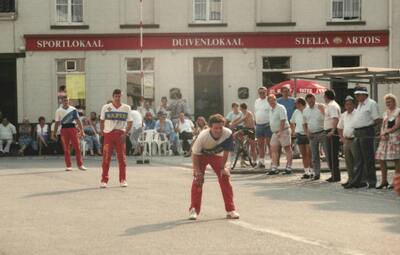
[189,114,240,220]
[53,97,87,171]
[100,89,133,188]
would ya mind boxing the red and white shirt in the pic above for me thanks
[100,103,133,133]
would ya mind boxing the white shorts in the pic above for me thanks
[271,129,291,147]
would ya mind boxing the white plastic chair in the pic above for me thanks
[154,132,170,156]
[80,139,88,158]
[138,130,157,156]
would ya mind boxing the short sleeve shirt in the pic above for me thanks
[324,100,341,130]
[352,98,380,129]
[191,127,234,156]
[290,109,305,135]
[55,106,79,125]
[269,104,289,133]
[100,103,133,133]
[254,98,270,125]
[303,105,324,133]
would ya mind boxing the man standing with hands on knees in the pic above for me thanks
[53,96,87,171]
[100,89,133,188]
[189,114,239,220]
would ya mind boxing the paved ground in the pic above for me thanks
[0,156,399,255]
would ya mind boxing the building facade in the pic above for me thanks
[0,0,399,123]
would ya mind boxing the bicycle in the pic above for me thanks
[230,128,257,170]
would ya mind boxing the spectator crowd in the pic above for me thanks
[1,85,399,192]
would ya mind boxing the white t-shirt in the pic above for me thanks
[55,106,79,126]
[191,127,233,157]
[338,110,357,138]
[177,119,194,133]
[36,124,49,137]
[0,123,16,140]
[352,98,380,129]
[269,104,289,133]
[303,104,324,133]
[254,98,270,125]
[131,110,143,129]
[290,109,305,135]
[324,100,341,130]
[100,103,133,133]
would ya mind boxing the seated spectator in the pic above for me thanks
[144,112,156,130]
[18,118,34,156]
[89,112,101,134]
[176,112,194,157]
[35,116,49,155]
[130,106,144,156]
[82,117,101,156]
[0,118,17,156]
[193,116,209,137]
[156,111,178,155]
[157,96,171,119]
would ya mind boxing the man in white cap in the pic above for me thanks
[338,96,357,188]
[346,86,380,189]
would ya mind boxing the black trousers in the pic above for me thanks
[324,130,340,181]
[350,126,377,186]
[179,132,193,152]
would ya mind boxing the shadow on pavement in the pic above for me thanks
[122,218,225,236]
[23,186,116,198]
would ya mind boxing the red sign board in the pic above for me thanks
[24,30,388,51]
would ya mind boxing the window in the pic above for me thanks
[56,59,86,110]
[0,0,15,13]
[332,0,361,20]
[262,57,291,88]
[126,58,155,107]
[193,0,222,22]
[56,0,83,24]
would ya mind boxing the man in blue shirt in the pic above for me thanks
[277,85,296,120]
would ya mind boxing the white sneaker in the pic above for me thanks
[78,165,88,171]
[120,180,128,187]
[226,211,240,219]
[100,182,107,188]
[189,208,197,220]
[65,167,73,171]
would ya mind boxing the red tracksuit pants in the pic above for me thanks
[190,155,236,214]
[60,127,83,168]
[101,130,126,183]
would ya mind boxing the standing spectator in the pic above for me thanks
[189,114,239,220]
[277,85,296,120]
[52,97,87,171]
[267,94,293,175]
[226,102,242,128]
[375,94,400,189]
[323,90,341,182]
[130,106,144,156]
[176,112,194,157]
[347,86,380,189]
[35,116,49,155]
[138,100,155,119]
[17,118,34,156]
[100,89,133,188]
[290,98,312,179]
[169,92,188,125]
[254,87,272,169]
[82,117,101,156]
[156,111,178,155]
[157,96,171,119]
[303,94,325,181]
[0,118,16,156]
[338,96,357,187]
[143,112,156,130]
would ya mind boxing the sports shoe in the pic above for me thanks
[254,162,265,169]
[120,180,128,187]
[267,167,279,175]
[100,182,107,188]
[78,165,88,171]
[65,167,73,171]
[282,167,293,175]
[226,211,240,219]
[301,174,311,179]
[189,208,197,220]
